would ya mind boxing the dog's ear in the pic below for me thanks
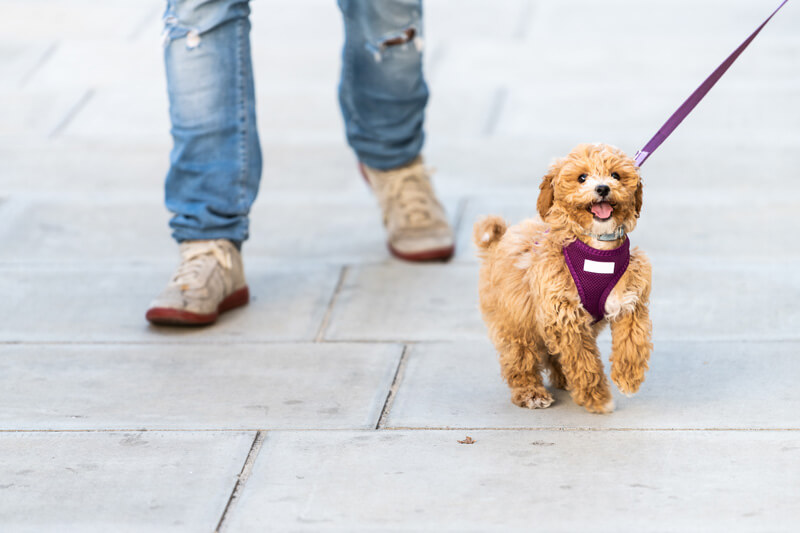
[537,161,561,220]
[634,178,643,218]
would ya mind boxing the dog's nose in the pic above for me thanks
[595,184,610,197]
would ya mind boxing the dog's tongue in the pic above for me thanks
[591,202,613,219]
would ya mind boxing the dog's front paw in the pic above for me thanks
[584,400,615,415]
[511,388,554,409]
[582,397,615,414]
[572,389,615,414]
[612,369,645,397]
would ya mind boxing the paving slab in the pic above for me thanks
[510,36,800,87]
[0,88,89,141]
[58,84,171,146]
[0,430,254,533]
[257,142,364,194]
[496,81,800,146]
[426,87,502,140]
[226,429,800,532]
[0,262,340,342]
[529,0,800,43]
[323,263,482,342]
[650,258,800,341]
[0,140,169,192]
[250,44,342,90]
[386,340,800,429]
[0,1,159,41]
[0,343,400,430]
[0,195,173,263]
[25,40,163,90]
[60,84,347,146]
[251,0,343,46]
[425,137,553,194]
[254,87,346,144]
[426,0,532,42]
[636,136,800,188]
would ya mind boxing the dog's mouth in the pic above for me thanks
[589,201,614,221]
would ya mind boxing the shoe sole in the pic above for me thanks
[145,286,250,326]
[388,243,455,262]
[359,162,456,263]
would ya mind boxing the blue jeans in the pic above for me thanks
[162,0,429,244]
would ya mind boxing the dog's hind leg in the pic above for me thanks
[498,341,554,409]
[544,352,568,390]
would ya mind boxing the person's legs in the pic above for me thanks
[338,0,454,261]
[338,0,427,170]
[148,0,260,326]
[163,0,261,244]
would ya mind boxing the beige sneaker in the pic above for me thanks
[360,156,455,261]
[145,239,249,326]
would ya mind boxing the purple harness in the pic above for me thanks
[563,238,630,322]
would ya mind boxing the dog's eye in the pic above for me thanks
[578,174,587,183]
[611,172,621,180]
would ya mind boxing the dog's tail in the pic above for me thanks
[473,215,507,255]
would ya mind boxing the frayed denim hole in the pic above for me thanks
[364,25,423,63]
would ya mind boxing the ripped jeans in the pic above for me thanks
[162,0,428,244]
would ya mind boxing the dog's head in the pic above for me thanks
[537,143,642,237]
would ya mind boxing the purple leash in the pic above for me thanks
[634,0,789,167]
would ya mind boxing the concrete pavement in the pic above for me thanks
[1,0,799,531]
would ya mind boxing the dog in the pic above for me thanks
[474,143,652,414]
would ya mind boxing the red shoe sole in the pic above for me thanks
[145,286,250,326]
[389,243,455,262]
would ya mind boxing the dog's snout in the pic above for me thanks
[595,184,610,197]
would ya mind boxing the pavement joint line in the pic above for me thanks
[4,337,800,345]
[0,428,798,433]
[215,431,265,533]
[374,427,800,432]
[313,265,349,342]
[375,345,410,429]
[481,86,509,137]
[48,88,95,139]
[0,340,429,346]
[18,42,59,87]
[513,0,536,41]
[450,195,469,240]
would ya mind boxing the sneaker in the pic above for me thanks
[145,239,249,326]
[359,156,455,261]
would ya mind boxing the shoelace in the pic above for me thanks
[171,241,232,289]
[382,166,440,228]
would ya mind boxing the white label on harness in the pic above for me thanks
[584,259,614,274]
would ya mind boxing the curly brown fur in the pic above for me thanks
[475,143,653,414]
